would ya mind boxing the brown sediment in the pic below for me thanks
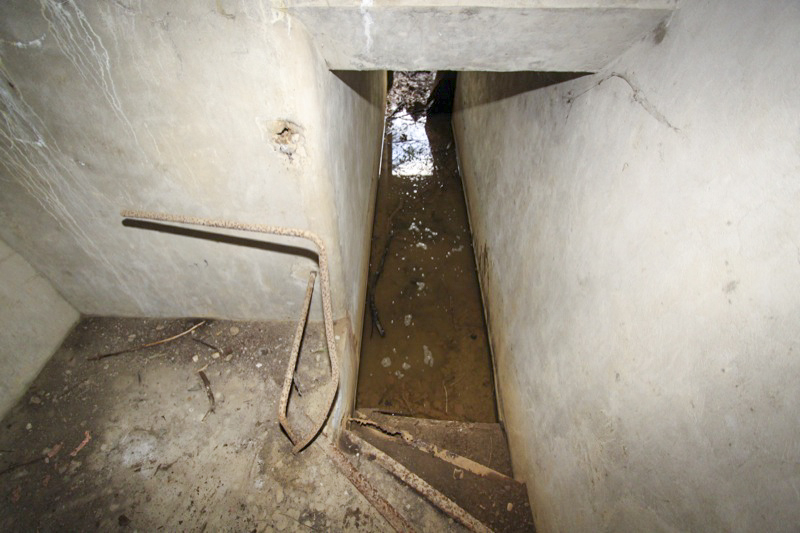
[356,72,497,423]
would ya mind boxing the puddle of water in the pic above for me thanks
[391,111,433,177]
[356,72,497,423]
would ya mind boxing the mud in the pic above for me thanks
[357,72,497,423]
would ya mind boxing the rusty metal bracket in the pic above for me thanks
[120,210,339,453]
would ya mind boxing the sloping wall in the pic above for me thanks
[454,1,800,531]
[0,238,78,417]
[0,1,385,424]
[0,0,385,323]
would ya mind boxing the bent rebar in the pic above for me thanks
[120,210,339,453]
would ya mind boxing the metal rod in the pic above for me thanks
[279,270,317,444]
[321,441,417,533]
[346,431,493,533]
[120,210,339,453]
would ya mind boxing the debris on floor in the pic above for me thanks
[358,71,497,422]
[0,318,465,532]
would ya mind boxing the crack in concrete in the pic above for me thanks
[566,71,680,132]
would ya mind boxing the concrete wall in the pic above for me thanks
[0,0,385,322]
[454,1,800,531]
[0,238,78,417]
[0,1,385,422]
[287,0,676,71]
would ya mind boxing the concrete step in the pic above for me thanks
[355,408,514,476]
[349,410,535,531]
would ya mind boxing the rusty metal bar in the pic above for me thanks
[120,210,339,453]
[321,442,417,533]
[346,431,493,533]
[279,270,317,444]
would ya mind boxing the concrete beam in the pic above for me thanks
[286,0,677,71]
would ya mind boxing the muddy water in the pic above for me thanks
[356,73,496,423]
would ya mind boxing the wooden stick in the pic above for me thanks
[87,321,206,361]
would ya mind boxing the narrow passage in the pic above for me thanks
[356,72,497,423]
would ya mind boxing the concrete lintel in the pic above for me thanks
[286,1,677,71]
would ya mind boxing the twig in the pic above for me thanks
[88,321,207,361]
[198,371,215,422]
[368,198,404,338]
[368,233,394,338]
[154,458,179,476]
[0,456,44,476]
[70,431,91,457]
[443,382,448,414]
[275,512,320,532]
[191,336,221,352]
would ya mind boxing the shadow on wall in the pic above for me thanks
[332,70,387,106]
[458,71,590,109]
[122,219,318,262]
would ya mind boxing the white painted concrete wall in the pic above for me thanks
[0,2,385,422]
[0,239,78,417]
[0,0,384,323]
[454,1,800,531]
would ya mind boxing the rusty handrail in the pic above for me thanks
[120,210,339,453]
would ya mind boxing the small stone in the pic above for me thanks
[26,423,32,430]
[229,326,240,336]
[211,352,220,359]
[155,324,165,331]
[404,314,412,326]
[423,345,434,367]
[402,362,411,370]
[256,363,263,368]
[128,334,136,341]
[192,355,199,363]
[30,396,41,405]
[416,282,426,291]
[224,353,234,362]
[381,357,392,368]
[507,502,514,512]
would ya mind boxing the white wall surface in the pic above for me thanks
[0,1,385,427]
[0,0,385,324]
[0,239,78,417]
[454,1,800,531]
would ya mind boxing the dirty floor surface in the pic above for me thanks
[357,72,496,423]
[0,317,465,532]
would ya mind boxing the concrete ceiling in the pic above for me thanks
[285,0,678,71]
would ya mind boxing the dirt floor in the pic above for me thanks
[357,72,497,423]
[0,317,466,532]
